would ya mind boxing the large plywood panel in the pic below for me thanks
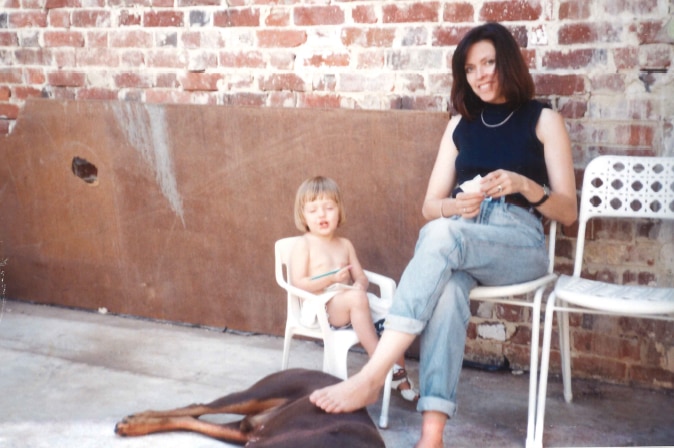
[0,99,448,334]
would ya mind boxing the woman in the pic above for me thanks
[310,22,577,448]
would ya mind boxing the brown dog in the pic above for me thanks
[115,368,385,447]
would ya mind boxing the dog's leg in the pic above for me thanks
[124,404,213,419]
[123,397,288,420]
[115,416,248,444]
[115,397,290,444]
[126,369,337,420]
[115,370,345,444]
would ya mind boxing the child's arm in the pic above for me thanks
[344,239,369,291]
[289,237,350,294]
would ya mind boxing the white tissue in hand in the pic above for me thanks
[460,175,482,193]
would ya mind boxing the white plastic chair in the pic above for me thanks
[275,236,394,428]
[469,219,559,448]
[534,155,674,447]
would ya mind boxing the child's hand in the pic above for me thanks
[332,265,352,284]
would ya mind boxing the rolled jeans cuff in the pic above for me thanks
[417,395,458,418]
[384,313,425,335]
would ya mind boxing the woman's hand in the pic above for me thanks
[454,191,485,218]
[480,169,523,198]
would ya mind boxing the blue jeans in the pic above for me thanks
[385,198,548,417]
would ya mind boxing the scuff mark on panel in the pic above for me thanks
[111,103,185,226]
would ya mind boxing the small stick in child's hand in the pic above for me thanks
[310,268,340,280]
[310,265,351,280]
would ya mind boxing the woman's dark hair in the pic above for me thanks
[450,22,535,119]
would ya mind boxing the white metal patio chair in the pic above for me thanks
[469,219,559,448]
[275,236,394,428]
[534,155,674,447]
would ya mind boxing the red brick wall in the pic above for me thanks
[1,0,673,389]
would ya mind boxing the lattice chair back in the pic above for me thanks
[574,156,674,276]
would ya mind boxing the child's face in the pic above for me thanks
[303,196,340,236]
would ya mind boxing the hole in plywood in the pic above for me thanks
[71,156,98,185]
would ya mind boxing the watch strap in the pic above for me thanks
[529,185,550,207]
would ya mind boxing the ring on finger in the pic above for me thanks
[497,184,503,193]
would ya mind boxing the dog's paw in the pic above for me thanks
[118,411,149,423]
[114,418,152,437]
[114,415,146,436]
[114,421,129,436]
[118,414,139,423]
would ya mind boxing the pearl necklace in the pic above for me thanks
[481,109,515,128]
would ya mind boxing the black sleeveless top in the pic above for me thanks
[453,100,549,194]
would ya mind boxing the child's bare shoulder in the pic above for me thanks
[336,236,356,252]
[291,235,310,255]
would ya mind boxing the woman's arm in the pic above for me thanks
[477,109,578,226]
[422,115,485,220]
[531,109,578,226]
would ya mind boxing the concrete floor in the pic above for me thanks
[0,299,672,447]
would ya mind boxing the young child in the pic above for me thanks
[290,175,418,402]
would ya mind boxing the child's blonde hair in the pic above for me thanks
[294,176,346,232]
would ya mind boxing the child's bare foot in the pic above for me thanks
[310,372,382,413]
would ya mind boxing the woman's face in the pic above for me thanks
[464,40,505,104]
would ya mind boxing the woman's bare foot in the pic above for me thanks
[414,436,444,448]
[414,411,446,448]
[311,329,416,413]
[310,371,382,413]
